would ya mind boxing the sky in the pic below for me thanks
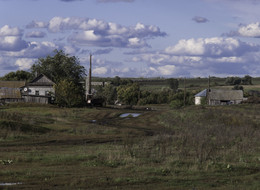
[0,0,260,78]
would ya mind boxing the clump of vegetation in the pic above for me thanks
[0,70,33,81]
[225,75,253,85]
[166,78,179,92]
[233,84,244,90]
[117,83,140,105]
[169,91,194,108]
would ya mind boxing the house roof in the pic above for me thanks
[0,81,26,88]
[27,74,55,86]
[195,89,207,97]
[209,89,243,100]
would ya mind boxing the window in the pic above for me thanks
[35,91,39,96]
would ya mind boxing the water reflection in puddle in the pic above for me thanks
[0,182,22,186]
[119,113,142,118]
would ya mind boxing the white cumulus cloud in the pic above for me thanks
[0,36,28,51]
[26,31,46,38]
[15,58,35,70]
[131,37,260,77]
[0,25,23,36]
[26,21,49,29]
[28,17,166,48]
[158,65,176,75]
[93,67,108,75]
[238,22,260,38]
[165,37,258,57]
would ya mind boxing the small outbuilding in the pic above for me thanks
[195,89,245,105]
[0,81,26,103]
[22,74,55,104]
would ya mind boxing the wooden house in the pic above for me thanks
[22,74,55,104]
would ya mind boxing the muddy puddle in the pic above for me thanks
[0,182,22,186]
[119,113,142,118]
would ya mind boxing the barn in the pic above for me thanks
[195,89,245,105]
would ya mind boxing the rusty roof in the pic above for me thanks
[0,81,26,88]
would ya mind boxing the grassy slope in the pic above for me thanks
[0,104,259,189]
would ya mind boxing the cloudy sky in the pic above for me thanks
[0,0,260,78]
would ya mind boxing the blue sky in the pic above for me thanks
[0,0,260,78]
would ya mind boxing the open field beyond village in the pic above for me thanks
[0,103,259,190]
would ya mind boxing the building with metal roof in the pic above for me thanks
[195,89,245,105]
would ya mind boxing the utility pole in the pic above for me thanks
[207,75,210,105]
[208,75,210,91]
[88,54,92,95]
[86,54,93,105]
[184,78,186,107]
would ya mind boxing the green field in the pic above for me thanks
[0,103,259,189]
[94,76,260,93]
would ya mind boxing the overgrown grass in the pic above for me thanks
[0,104,259,189]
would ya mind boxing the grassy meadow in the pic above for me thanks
[0,103,259,189]
[136,77,260,93]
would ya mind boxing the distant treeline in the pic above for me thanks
[93,75,260,88]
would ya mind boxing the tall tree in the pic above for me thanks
[31,50,85,84]
[54,79,85,108]
[166,78,179,92]
[242,75,253,85]
[31,50,86,107]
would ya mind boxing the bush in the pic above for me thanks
[117,83,140,105]
[233,85,244,91]
[170,99,183,109]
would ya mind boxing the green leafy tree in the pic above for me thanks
[31,50,85,84]
[31,50,86,107]
[242,75,252,85]
[166,78,179,92]
[94,84,117,105]
[54,79,85,107]
[225,77,241,85]
[111,76,133,86]
[103,84,117,105]
[111,76,121,86]
[0,70,33,81]
[117,83,140,105]
[169,91,194,109]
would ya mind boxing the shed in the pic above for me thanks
[0,81,26,103]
